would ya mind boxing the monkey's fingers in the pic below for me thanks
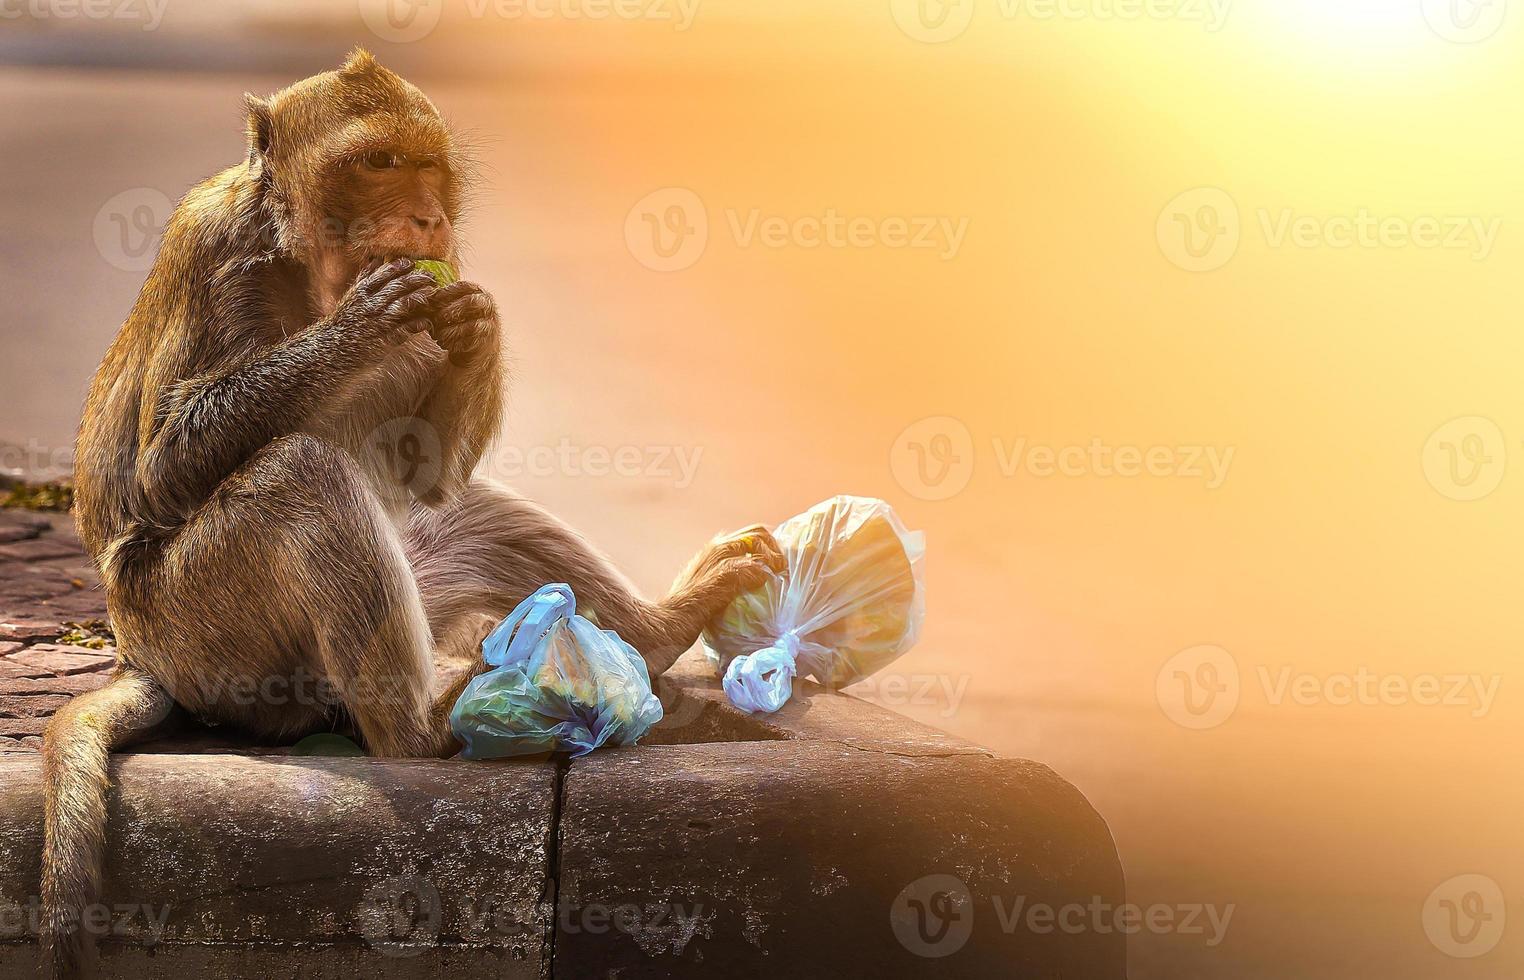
[427,280,480,305]
[433,291,496,326]
[719,526,787,575]
[431,319,496,362]
[358,257,417,291]
[371,274,438,321]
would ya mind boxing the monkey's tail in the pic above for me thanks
[40,668,173,980]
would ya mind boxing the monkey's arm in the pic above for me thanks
[414,351,503,505]
[137,262,433,521]
[413,281,505,504]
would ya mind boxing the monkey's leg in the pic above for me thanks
[407,481,783,675]
[143,434,474,758]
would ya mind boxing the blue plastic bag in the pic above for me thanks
[450,584,664,759]
[702,496,926,713]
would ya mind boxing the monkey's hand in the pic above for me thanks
[673,525,789,611]
[330,258,438,355]
[426,281,500,366]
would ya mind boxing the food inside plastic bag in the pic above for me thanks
[701,495,926,713]
[450,583,664,759]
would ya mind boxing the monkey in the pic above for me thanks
[40,49,783,979]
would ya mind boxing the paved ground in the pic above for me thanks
[0,509,114,753]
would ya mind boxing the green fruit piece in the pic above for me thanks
[415,259,458,285]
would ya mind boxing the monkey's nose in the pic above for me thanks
[411,214,443,233]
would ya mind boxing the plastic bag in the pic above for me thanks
[702,496,926,713]
[450,583,664,759]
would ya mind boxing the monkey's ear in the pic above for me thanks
[341,47,379,76]
[244,94,273,174]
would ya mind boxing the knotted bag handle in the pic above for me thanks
[482,583,577,668]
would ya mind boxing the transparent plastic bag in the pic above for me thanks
[450,583,664,758]
[702,496,926,713]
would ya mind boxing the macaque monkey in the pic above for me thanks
[40,50,782,979]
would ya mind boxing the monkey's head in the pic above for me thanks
[245,50,465,307]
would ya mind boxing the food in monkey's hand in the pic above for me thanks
[450,584,664,758]
[414,258,458,285]
[702,495,926,713]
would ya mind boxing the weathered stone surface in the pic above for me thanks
[0,642,21,658]
[0,621,64,644]
[0,943,527,978]
[0,755,556,978]
[0,672,110,697]
[0,525,40,546]
[5,644,114,676]
[0,737,41,753]
[0,694,71,718]
[556,741,1125,979]
[0,537,84,564]
[0,510,48,537]
[0,717,46,738]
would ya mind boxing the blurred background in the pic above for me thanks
[2,1,1521,976]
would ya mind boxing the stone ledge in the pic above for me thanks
[0,756,556,979]
[0,509,1127,977]
[557,742,1123,978]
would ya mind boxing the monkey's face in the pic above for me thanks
[336,143,455,262]
[249,51,466,305]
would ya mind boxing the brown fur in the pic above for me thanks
[42,50,780,979]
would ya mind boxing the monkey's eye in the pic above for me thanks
[416,157,438,171]
[364,151,400,170]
